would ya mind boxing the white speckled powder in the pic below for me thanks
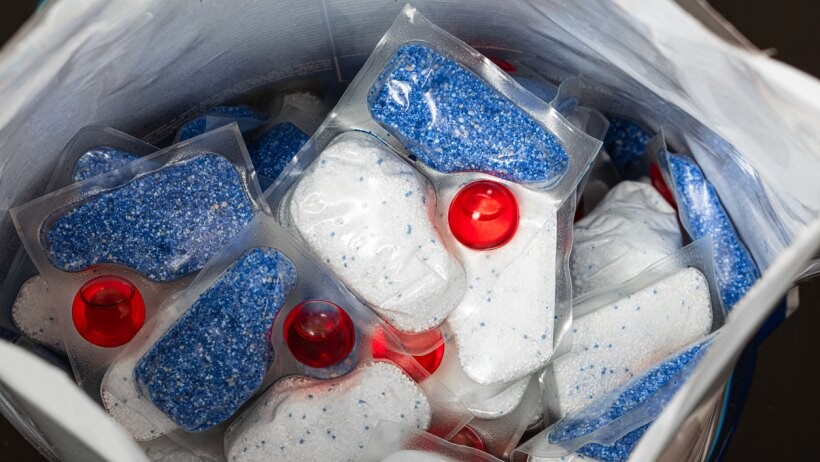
[441,177,559,385]
[549,268,712,417]
[11,275,63,351]
[571,181,681,296]
[102,350,178,441]
[225,362,431,462]
[289,133,466,332]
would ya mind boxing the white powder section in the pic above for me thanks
[441,179,559,385]
[531,454,591,462]
[288,132,465,332]
[431,338,527,419]
[467,377,529,420]
[571,181,681,296]
[101,351,177,441]
[549,268,712,418]
[11,275,64,351]
[381,450,458,462]
[225,362,432,462]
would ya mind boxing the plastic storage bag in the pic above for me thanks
[361,421,503,462]
[1,1,820,461]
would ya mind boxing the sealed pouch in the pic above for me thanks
[10,125,267,394]
[1,126,158,352]
[654,134,760,309]
[361,421,503,462]
[570,181,682,296]
[465,376,544,460]
[519,334,715,462]
[102,212,470,441]
[269,5,601,387]
[249,92,325,188]
[540,238,726,422]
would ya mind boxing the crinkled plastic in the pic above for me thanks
[0,127,158,353]
[102,211,469,442]
[268,6,602,388]
[466,376,543,460]
[654,134,761,310]
[361,421,503,462]
[571,181,682,296]
[519,334,715,462]
[10,125,268,394]
[540,238,726,423]
[174,105,268,143]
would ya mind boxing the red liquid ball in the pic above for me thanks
[650,163,677,209]
[284,300,356,368]
[371,327,445,381]
[449,181,519,250]
[448,425,486,451]
[489,57,517,73]
[72,275,145,348]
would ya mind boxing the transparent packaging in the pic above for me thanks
[654,134,761,310]
[10,125,268,395]
[571,181,682,296]
[467,376,543,460]
[268,6,602,388]
[174,105,269,143]
[520,333,716,461]
[103,212,469,442]
[540,238,726,423]
[361,421,503,462]
[0,127,158,353]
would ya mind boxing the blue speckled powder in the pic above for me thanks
[134,247,297,432]
[603,118,652,180]
[46,154,255,282]
[248,122,310,179]
[369,43,568,186]
[549,341,710,462]
[176,106,268,142]
[665,153,759,309]
[73,147,139,182]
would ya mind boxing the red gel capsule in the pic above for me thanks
[650,163,677,209]
[449,181,519,250]
[371,327,445,381]
[489,57,517,74]
[72,275,145,348]
[448,425,486,451]
[284,300,356,368]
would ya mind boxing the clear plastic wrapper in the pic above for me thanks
[519,334,716,462]
[466,376,543,460]
[102,211,469,442]
[540,238,726,422]
[174,105,268,143]
[361,421,503,462]
[268,6,602,387]
[654,135,760,310]
[570,181,682,296]
[10,125,267,394]
[1,127,158,352]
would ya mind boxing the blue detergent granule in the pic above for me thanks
[248,122,310,179]
[134,247,297,431]
[549,341,709,462]
[176,106,268,142]
[666,153,759,309]
[603,117,652,180]
[72,147,139,182]
[46,154,255,282]
[369,43,568,186]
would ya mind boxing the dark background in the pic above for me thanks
[0,1,818,460]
